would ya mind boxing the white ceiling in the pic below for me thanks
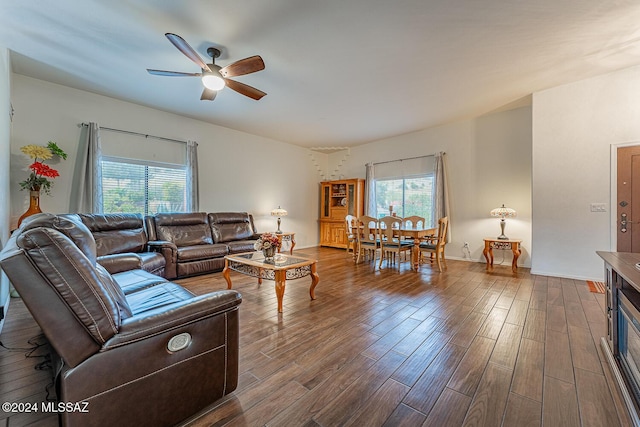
[3,0,640,148]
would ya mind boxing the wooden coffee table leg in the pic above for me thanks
[275,270,286,313]
[290,235,296,254]
[309,262,319,300]
[223,259,232,289]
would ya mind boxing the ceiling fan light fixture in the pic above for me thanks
[202,72,225,91]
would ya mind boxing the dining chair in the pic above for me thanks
[379,216,413,269]
[399,215,426,260]
[345,214,357,258]
[402,216,426,229]
[355,215,381,265]
[419,216,449,272]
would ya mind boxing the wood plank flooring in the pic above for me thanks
[0,247,633,426]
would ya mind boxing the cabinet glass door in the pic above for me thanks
[323,184,330,218]
[348,183,355,215]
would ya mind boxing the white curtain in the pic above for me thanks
[434,151,451,241]
[186,140,199,212]
[365,162,376,217]
[70,122,103,213]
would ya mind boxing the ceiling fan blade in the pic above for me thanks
[224,79,266,100]
[147,69,202,77]
[200,87,217,101]
[219,56,265,78]
[165,33,211,72]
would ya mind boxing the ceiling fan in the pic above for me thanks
[147,33,266,101]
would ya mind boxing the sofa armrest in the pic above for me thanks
[104,290,242,349]
[98,253,142,274]
[148,240,178,279]
[147,240,176,254]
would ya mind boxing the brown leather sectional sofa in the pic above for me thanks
[0,213,242,427]
[70,211,259,280]
[76,213,166,276]
[145,212,260,279]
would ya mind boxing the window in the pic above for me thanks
[101,157,187,215]
[374,175,434,225]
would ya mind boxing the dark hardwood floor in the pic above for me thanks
[0,246,632,426]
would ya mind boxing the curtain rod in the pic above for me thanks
[80,123,188,145]
[372,153,444,166]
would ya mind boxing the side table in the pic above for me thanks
[273,231,295,255]
[483,238,522,273]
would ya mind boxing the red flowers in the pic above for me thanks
[19,142,67,195]
[29,162,60,178]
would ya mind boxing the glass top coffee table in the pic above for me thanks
[222,252,319,313]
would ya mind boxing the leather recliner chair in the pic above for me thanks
[0,214,242,427]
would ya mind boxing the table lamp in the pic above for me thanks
[271,206,288,234]
[490,204,516,240]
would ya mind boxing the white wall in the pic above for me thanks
[18,63,638,281]
[532,65,640,280]
[332,106,533,267]
[10,75,321,249]
[0,47,12,330]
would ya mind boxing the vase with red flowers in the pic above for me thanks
[17,141,67,226]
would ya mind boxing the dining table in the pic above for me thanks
[396,226,436,270]
[355,222,436,271]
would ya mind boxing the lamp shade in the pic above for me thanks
[490,204,516,218]
[202,72,226,91]
[271,206,287,217]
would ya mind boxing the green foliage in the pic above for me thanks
[46,141,67,160]
[374,176,434,225]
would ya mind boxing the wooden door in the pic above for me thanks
[617,145,640,252]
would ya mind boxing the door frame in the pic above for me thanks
[610,141,640,252]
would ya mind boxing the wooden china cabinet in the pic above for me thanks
[319,179,365,248]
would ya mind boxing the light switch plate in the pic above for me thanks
[590,203,607,212]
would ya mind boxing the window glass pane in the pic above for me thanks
[404,176,433,221]
[374,175,434,226]
[101,158,186,215]
[148,166,186,213]
[102,161,146,214]
[375,179,403,218]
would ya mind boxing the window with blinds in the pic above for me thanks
[102,157,187,215]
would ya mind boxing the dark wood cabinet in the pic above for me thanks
[598,251,640,425]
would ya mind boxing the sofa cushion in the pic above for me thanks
[125,282,195,315]
[154,213,213,246]
[209,212,255,243]
[78,213,148,256]
[227,240,259,254]
[112,269,168,295]
[177,244,228,261]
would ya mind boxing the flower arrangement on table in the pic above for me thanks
[19,141,67,195]
[254,232,282,251]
